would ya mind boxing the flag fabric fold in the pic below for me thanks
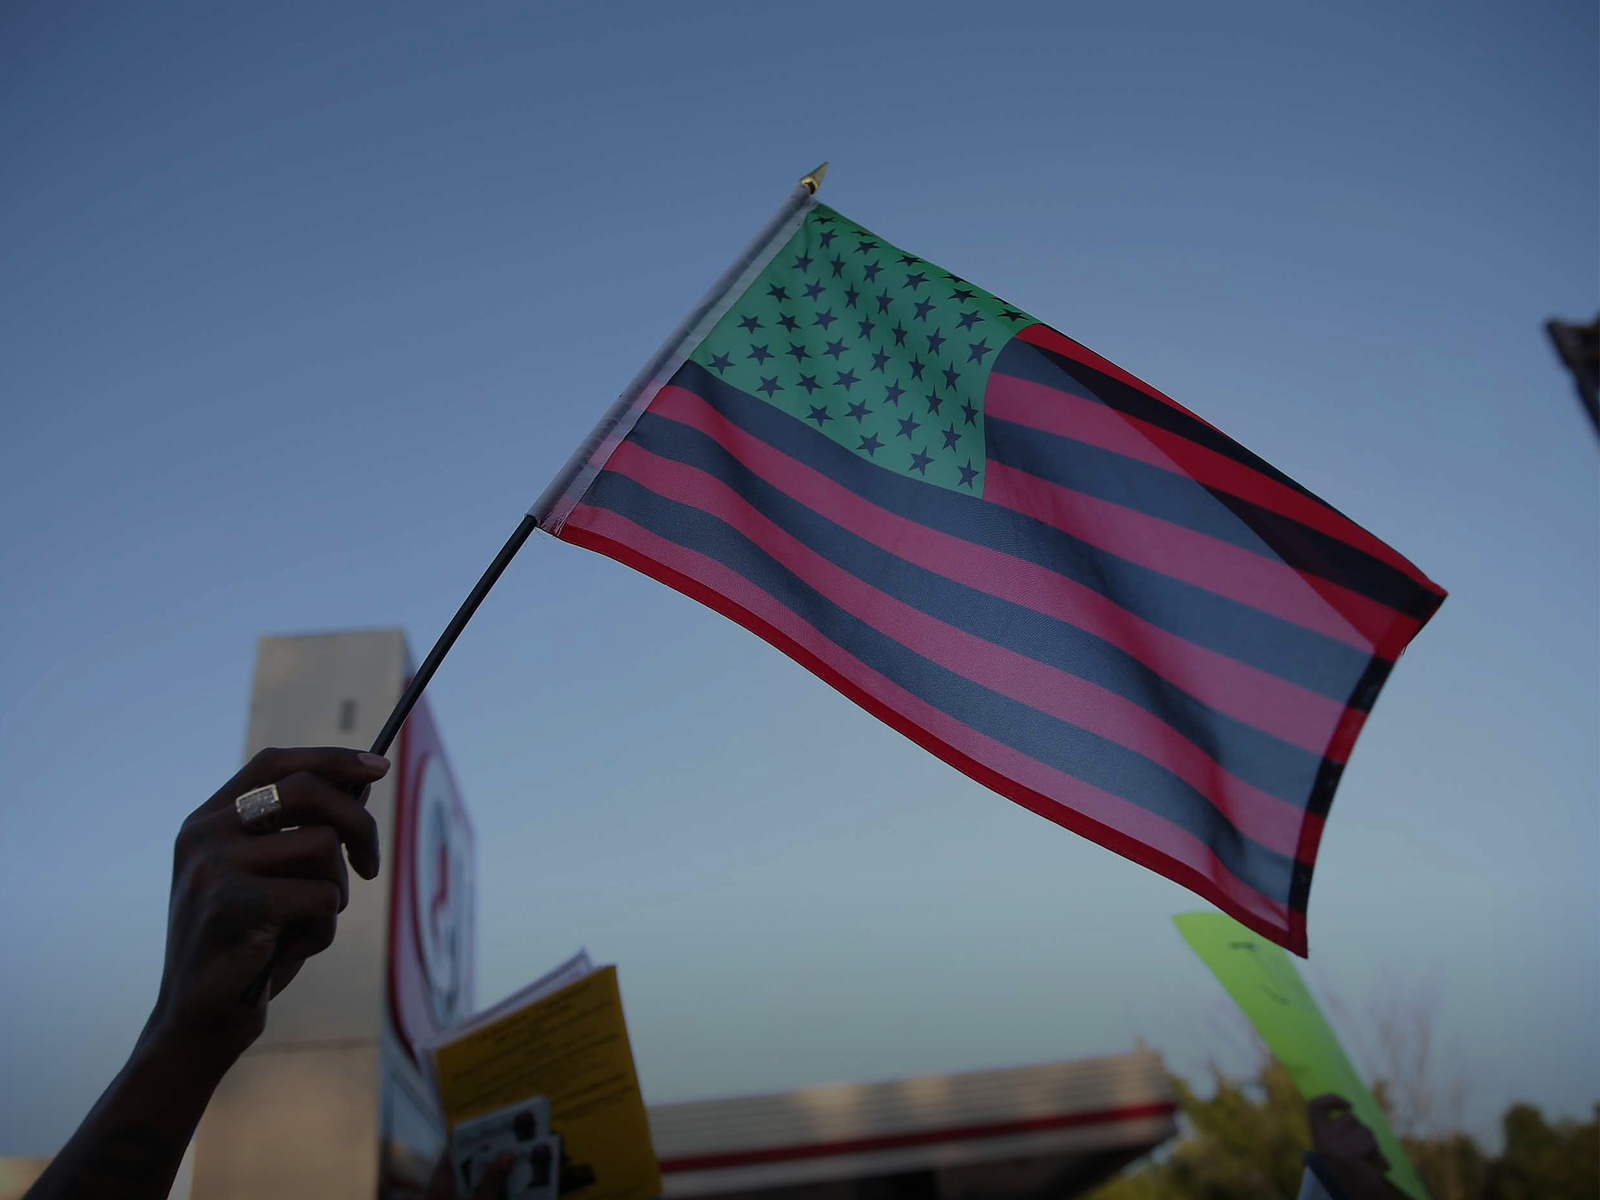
[543,199,1445,954]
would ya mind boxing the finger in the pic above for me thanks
[1340,1119,1383,1161]
[262,875,341,933]
[275,772,382,878]
[261,876,342,964]
[190,771,382,881]
[209,746,389,811]
[268,956,306,999]
[1308,1093,1353,1119]
[204,874,341,962]
[224,825,351,909]
[474,1152,516,1200]
[215,768,380,872]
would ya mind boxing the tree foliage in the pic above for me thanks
[1086,1063,1598,1200]
[1481,1103,1599,1200]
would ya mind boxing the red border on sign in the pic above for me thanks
[386,685,476,1063]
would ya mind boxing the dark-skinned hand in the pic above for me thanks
[1307,1093,1406,1200]
[147,745,390,1066]
[25,745,390,1200]
[426,1150,517,1200]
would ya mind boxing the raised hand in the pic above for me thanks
[147,746,389,1062]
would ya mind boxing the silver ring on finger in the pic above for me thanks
[235,784,285,834]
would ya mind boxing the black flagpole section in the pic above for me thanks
[368,513,540,759]
[240,512,539,1005]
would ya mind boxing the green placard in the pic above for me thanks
[1174,912,1430,1200]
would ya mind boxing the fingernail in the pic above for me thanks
[359,753,390,774]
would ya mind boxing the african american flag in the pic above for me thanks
[539,201,1445,954]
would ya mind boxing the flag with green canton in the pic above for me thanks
[538,191,1445,955]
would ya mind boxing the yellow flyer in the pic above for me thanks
[432,964,660,1200]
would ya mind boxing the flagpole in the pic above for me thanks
[240,163,828,1005]
[238,515,539,1005]
[391,161,826,756]
[528,162,827,533]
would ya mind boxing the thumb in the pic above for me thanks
[268,956,307,999]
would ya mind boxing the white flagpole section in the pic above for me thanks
[528,173,823,533]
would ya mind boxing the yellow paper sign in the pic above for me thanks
[433,966,661,1200]
[1175,912,1430,1200]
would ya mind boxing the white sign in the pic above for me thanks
[411,755,475,1030]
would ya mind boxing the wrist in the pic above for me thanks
[133,1014,243,1092]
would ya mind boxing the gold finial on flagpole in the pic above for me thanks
[799,162,829,193]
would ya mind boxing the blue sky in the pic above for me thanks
[1,0,1594,1156]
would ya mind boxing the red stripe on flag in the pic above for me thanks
[1018,323,1216,423]
[562,505,1300,949]
[985,370,1442,594]
[605,438,1314,860]
[980,459,1416,651]
[648,384,1355,761]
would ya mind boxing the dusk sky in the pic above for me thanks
[2,0,1595,1157]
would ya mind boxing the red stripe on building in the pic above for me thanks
[604,439,1314,860]
[648,384,1355,761]
[984,370,1442,592]
[981,459,1412,651]
[562,504,1300,950]
[658,1100,1181,1174]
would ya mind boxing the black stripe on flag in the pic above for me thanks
[582,465,1300,904]
[993,336,1325,505]
[992,339,1435,618]
[668,360,1376,706]
[984,417,1436,621]
[625,408,1328,808]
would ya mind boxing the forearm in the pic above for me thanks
[27,747,388,1199]
[25,1024,231,1200]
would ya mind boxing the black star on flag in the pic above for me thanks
[689,202,1027,496]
